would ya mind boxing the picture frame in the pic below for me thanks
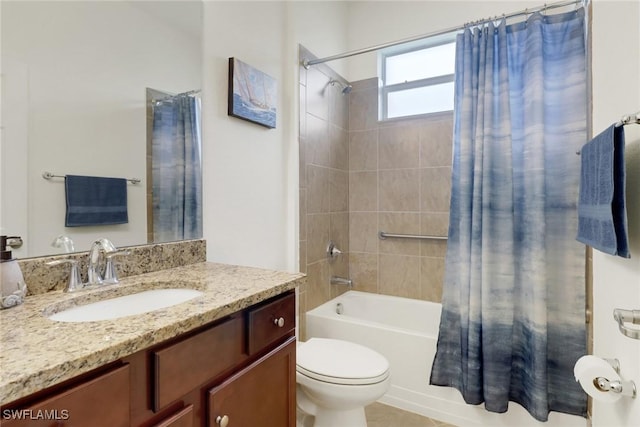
[228,57,277,129]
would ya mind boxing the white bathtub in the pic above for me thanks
[305,291,585,427]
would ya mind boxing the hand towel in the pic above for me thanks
[65,175,128,227]
[576,125,630,258]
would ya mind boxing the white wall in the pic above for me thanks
[591,1,640,426]
[202,1,288,270]
[345,0,542,81]
[1,1,201,256]
[291,1,349,78]
[201,1,347,271]
[201,12,640,422]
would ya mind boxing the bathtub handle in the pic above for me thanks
[274,317,285,328]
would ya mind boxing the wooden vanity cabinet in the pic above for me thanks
[1,364,130,427]
[147,290,296,427]
[1,290,296,427]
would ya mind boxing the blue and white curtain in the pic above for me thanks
[430,9,587,422]
[151,94,202,242]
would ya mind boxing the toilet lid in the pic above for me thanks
[296,338,389,385]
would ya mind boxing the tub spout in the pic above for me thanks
[330,276,352,287]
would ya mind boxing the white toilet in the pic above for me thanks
[296,337,391,427]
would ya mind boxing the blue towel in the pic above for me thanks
[576,125,630,258]
[65,175,128,227]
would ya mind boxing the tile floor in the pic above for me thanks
[365,402,457,427]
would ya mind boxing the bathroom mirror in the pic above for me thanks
[0,0,203,258]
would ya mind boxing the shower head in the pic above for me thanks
[328,79,353,95]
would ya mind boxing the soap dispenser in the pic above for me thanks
[0,235,27,309]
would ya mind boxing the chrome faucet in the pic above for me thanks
[46,259,83,292]
[103,249,131,284]
[330,276,353,287]
[87,238,117,285]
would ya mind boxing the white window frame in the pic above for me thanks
[379,33,457,121]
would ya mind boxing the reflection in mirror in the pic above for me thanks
[147,88,202,243]
[0,1,203,258]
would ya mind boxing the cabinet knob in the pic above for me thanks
[274,317,285,328]
[216,415,229,427]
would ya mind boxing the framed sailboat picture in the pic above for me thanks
[228,57,277,129]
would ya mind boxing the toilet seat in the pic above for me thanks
[296,338,389,386]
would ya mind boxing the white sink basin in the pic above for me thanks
[48,288,204,322]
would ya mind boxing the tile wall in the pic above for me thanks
[299,47,350,338]
[298,47,454,339]
[348,78,453,302]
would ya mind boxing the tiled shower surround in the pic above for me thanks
[299,46,453,339]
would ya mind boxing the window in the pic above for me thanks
[379,33,457,120]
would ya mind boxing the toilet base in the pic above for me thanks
[296,407,315,427]
[297,407,367,427]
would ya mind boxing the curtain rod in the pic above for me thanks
[301,0,583,69]
[151,89,201,105]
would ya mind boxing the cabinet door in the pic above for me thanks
[152,404,194,427]
[208,337,296,427]
[1,365,129,427]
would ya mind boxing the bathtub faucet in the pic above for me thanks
[330,276,353,288]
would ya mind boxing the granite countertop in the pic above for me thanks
[0,262,305,406]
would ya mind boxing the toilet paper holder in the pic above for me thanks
[596,359,637,399]
[613,308,640,340]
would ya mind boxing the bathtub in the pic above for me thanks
[305,291,585,427]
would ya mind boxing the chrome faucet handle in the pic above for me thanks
[327,241,342,261]
[51,235,75,253]
[87,238,117,286]
[47,259,83,292]
[103,249,131,285]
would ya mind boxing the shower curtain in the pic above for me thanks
[151,94,202,242]
[430,9,587,422]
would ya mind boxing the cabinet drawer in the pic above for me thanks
[2,364,129,427]
[153,315,244,411]
[247,292,295,355]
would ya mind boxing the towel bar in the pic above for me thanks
[615,111,640,127]
[42,171,141,184]
[576,111,639,155]
[613,308,640,340]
